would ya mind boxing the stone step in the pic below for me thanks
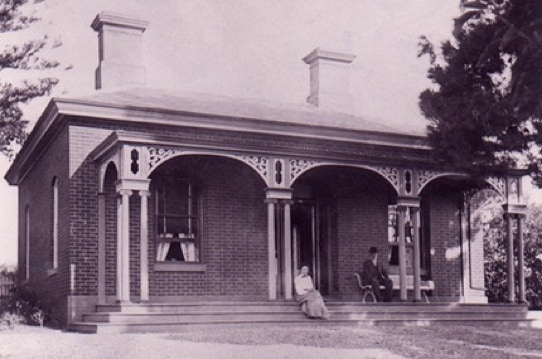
[82,310,527,325]
[69,302,531,334]
[69,317,538,335]
[83,311,307,324]
[96,302,301,314]
[95,302,527,315]
[84,306,527,322]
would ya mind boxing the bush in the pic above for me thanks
[0,267,49,329]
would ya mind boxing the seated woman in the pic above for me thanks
[294,266,330,320]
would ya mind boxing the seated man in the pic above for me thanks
[361,247,393,302]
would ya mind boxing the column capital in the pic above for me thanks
[138,190,151,198]
[115,178,151,193]
[396,196,421,208]
[118,189,133,197]
[264,198,279,205]
[502,203,527,216]
[265,187,292,200]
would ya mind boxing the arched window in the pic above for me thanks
[52,177,59,269]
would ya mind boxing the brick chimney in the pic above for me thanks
[91,12,149,90]
[303,48,356,113]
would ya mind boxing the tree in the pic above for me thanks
[418,0,542,186]
[0,0,59,157]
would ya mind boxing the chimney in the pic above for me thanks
[91,12,149,90]
[303,48,356,113]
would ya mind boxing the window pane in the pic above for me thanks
[155,178,200,262]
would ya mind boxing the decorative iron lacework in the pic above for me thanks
[147,147,178,170]
[486,176,506,198]
[374,166,399,190]
[238,155,269,178]
[416,170,439,193]
[289,159,317,180]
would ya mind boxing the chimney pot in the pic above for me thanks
[91,12,149,90]
[303,48,356,113]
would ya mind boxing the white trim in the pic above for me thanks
[52,177,59,269]
[25,205,30,281]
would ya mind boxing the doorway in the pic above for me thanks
[291,201,331,295]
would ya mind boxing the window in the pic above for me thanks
[155,178,200,262]
[25,205,30,281]
[51,177,59,269]
[387,205,413,269]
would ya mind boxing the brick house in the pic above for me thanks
[4,12,528,326]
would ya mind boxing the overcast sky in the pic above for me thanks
[0,0,517,265]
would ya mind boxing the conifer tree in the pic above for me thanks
[0,0,59,157]
[419,0,542,185]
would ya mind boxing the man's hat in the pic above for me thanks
[369,246,378,254]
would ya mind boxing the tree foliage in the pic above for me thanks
[0,0,59,157]
[418,0,542,186]
[471,190,542,309]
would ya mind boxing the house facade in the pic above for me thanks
[5,12,527,325]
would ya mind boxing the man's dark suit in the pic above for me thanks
[361,258,393,302]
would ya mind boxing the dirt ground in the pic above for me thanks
[1,324,542,359]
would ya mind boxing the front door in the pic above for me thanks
[291,201,331,295]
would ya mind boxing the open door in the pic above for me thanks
[291,201,331,295]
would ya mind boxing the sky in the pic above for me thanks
[1,0,538,266]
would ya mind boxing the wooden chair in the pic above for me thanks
[354,272,379,303]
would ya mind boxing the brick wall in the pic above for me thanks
[425,185,462,298]
[68,126,112,297]
[17,125,70,323]
[145,156,268,298]
[335,185,389,297]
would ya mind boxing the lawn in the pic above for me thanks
[1,324,542,359]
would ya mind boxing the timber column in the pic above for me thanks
[116,188,132,302]
[265,198,278,300]
[266,188,293,300]
[396,196,421,302]
[139,190,151,302]
[502,174,527,303]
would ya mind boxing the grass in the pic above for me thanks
[1,324,542,358]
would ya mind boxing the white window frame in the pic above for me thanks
[25,205,30,281]
[52,177,59,269]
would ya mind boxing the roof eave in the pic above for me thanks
[4,99,61,185]
[55,97,431,150]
